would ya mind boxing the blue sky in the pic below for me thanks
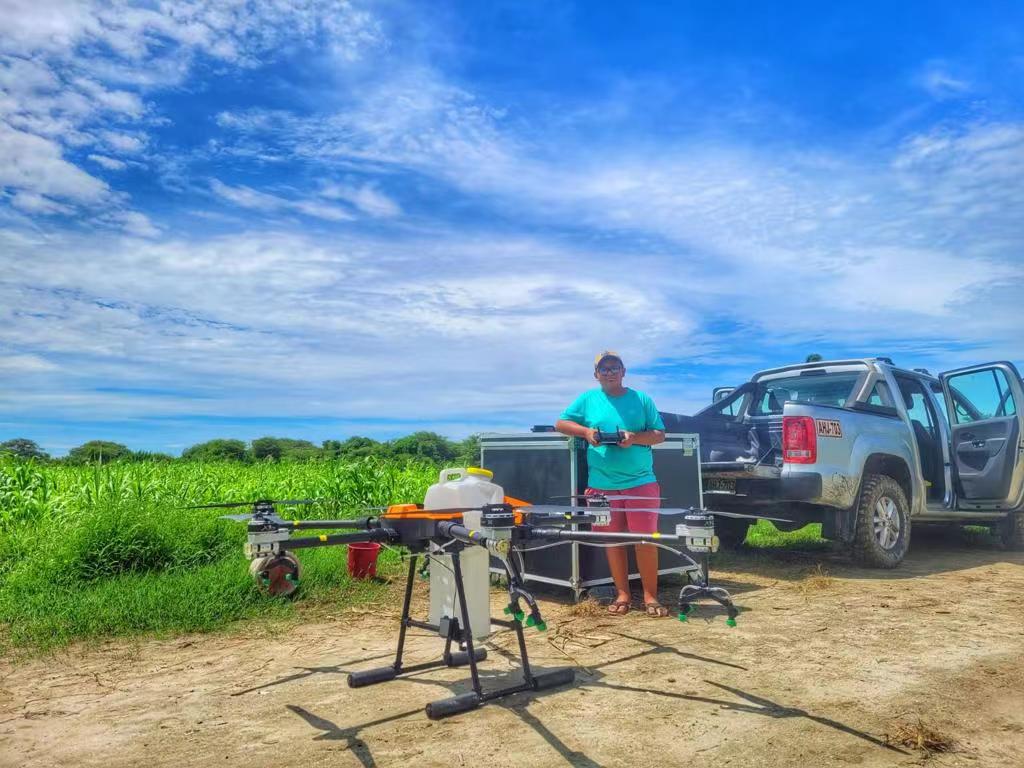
[1,1,1022,456]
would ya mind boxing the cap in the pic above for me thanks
[594,350,623,368]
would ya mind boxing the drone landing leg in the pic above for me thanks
[348,554,485,690]
[677,553,739,626]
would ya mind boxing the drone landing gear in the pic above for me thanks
[347,550,574,720]
[677,553,739,627]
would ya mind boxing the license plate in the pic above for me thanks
[705,477,736,494]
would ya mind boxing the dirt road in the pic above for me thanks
[3,531,1023,767]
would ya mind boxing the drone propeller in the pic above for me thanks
[552,494,667,502]
[187,498,326,510]
[618,507,793,523]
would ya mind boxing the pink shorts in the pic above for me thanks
[587,481,661,534]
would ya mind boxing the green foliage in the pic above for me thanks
[182,439,248,462]
[805,353,824,363]
[0,438,49,460]
[252,436,321,461]
[389,431,458,463]
[323,436,382,459]
[0,457,439,653]
[67,440,131,464]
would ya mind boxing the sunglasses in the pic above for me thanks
[597,366,623,374]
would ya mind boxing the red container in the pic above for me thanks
[347,542,382,578]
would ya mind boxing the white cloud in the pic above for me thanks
[88,153,127,170]
[210,179,355,221]
[917,62,971,99]
[321,182,400,217]
[0,0,386,231]
[9,190,73,214]
[0,122,108,202]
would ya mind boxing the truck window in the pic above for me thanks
[751,373,861,416]
[930,383,950,427]
[896,378,938,437]
[947,368,1018,423]
[867,382,894,406]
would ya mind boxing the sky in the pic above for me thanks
[1,1,1023,456]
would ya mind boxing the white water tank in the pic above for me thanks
[426,467,502,640]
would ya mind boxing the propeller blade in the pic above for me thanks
[520,505,596,515]
[610,507,793,523]
[219,513,254,521]
[709,510,793,523]
[551,494,666,501]
[188,501,256,509]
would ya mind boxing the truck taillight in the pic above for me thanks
[782,416,817,464]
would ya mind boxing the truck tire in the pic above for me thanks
[715,518,751,549]
[998,511,1024,550]
[852,474,910,568]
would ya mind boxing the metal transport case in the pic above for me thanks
[479,432,702,599]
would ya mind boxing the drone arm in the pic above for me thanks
[286,528,395,550]
[284,516,380,530]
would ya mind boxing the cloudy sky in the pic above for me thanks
[1,1,1022,455]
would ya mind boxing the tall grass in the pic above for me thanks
[0,456,441,654]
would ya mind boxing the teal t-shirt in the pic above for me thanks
[559,388,665,490]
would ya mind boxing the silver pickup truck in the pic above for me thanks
[661,359,1024,567]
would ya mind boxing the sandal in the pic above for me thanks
[607,600,631,616]
[645,602,669,618]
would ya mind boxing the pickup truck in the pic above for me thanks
[661,359,1024,567]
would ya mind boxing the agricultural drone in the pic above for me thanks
[210,485,785,719]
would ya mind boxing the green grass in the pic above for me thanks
[745,520,831,550]
[0,456,438,655]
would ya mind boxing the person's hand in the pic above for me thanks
[618,431,635,448]
[585,428,601,447]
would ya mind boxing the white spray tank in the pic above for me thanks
[426,467,502,640]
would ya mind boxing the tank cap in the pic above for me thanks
[466,467,493,479]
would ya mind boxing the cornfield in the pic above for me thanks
[0,456,442,653]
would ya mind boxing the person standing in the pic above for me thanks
[555,351,668,616]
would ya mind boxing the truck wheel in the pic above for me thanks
[852,474,910,568]
[715,518,751,549]
[998,511,1024,550]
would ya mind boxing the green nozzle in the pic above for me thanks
[677,612,688,622]
[726,617,737,627]
[536,621,547,632]
[503,606,512,615]
[514,610,525,622]
[525,615,537,627]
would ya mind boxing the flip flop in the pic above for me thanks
[607,600,631,615]
[645,602,669,617]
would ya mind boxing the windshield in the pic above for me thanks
[751,372,861,416]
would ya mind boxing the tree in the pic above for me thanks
[0,438,49,460]
[181,439,248,462]
[252,437,321,461]
[388,431,458,463]
[455,434,481,467]
[130,451,175,462]
[805,353,824,363]
[335,436,383,459]
[251,436,284,461]
[67,440,131,464]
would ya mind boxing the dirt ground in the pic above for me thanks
[3,531,1023,768]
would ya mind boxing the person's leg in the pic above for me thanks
[625,482,663,609]
[589,488,631,611]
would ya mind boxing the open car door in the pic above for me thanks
[940,361,1024,511]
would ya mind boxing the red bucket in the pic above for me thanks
[347,542,382,578]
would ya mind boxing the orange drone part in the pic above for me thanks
[382,504,464,521]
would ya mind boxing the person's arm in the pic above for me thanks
[556,394,600,446]
[619,428,665,448]
[555,418,600,446]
